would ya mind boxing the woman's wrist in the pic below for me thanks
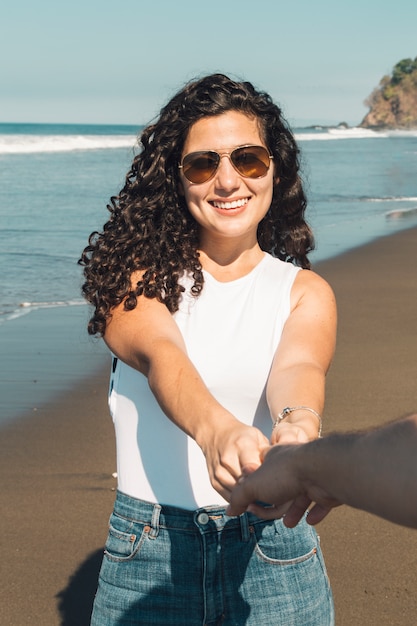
[272,406,323,440]
[193,408,239,448]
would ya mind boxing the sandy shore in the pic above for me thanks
[1,227,416,625]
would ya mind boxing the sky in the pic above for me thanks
[1,0,416,127]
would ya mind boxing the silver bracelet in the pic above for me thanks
[273,406,322,438]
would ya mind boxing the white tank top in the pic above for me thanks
[109,253,301,509]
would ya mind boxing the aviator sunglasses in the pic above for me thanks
[179,145,273,184]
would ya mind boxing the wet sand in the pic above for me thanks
[1,227,416,625]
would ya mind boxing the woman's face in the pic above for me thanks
[179,111,275,249]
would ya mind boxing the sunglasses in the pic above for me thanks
[179,145,273,184]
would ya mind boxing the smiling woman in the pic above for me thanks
[79,73,336,625]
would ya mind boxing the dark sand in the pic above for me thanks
[1,227,416,625]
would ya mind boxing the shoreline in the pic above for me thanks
[1,226,416,624]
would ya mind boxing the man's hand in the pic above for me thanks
[226,442,341,524]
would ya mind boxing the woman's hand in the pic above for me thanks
[270,421,311,445]
[197,418,269,501]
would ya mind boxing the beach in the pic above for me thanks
[1,226,416,625]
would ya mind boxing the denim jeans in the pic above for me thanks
[91,491,334,625]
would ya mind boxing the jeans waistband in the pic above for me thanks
[113,490,263,541]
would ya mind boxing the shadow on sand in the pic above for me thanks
[57,549,103,626]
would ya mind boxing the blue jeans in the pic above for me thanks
[91,491,334,625]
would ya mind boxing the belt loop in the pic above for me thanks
[239,512,250,542]
[149,504,161,539]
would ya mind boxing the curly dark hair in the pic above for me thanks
[79,73,314,336]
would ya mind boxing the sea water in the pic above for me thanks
[1,123,417,423]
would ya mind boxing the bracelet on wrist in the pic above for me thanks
[273,406,322,438]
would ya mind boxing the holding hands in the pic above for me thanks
[227,414,417,529]
[227,442,339,524]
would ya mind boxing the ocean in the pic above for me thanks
[1,123,417,424]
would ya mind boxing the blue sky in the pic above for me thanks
[2,0,416,126]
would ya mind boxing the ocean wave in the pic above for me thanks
[19,299,85,309]
[0,134,138,154]
[296,127,387,141]
[1,128,416,154]
[313,193,417,204]
[296,128,417,141]
[366,196,417,203]
[0,299,86,324]
[385,206,417,219]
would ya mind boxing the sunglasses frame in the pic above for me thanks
[179,144,273,184]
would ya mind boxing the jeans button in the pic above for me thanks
[197,512,209,525]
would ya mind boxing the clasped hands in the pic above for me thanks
[202,419,335,526]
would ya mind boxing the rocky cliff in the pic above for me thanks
[360,57,417,129]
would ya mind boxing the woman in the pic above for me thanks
[80,73,336,625]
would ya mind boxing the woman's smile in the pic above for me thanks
[210,196,250,211]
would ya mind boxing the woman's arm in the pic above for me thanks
[104,275,268,500]
[266,270,337,445]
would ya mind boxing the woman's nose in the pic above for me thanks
[213,154,240,190]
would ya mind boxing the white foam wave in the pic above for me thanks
[296,127,386,141]
[19,299,85,309]
[0,299,86,324]
[1,128,416,153]
[386,129,417,138]
[328,127,387,138]
[385,207,417,219]
[367,196,417,203]
[296,127,417,141]
[0,134,137,154]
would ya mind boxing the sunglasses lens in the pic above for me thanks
[182,151,219,183]
[232,146,271,178]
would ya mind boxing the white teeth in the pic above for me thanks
[212,198,249,210]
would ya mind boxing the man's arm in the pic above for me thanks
[227,414,417,529]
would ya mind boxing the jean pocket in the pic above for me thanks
[104,515,150,562]
[251,519,319,565]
